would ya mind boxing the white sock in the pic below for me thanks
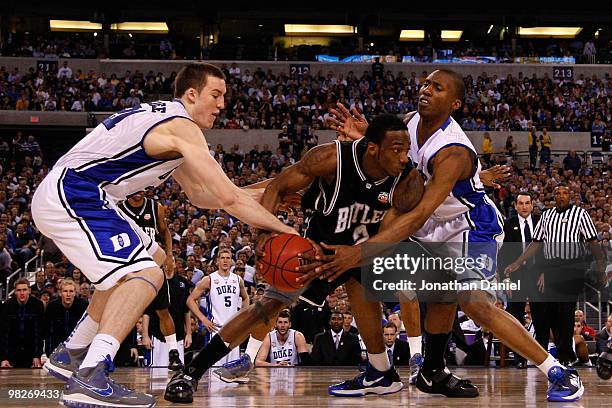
[79,334,120,369]
[65,313,99,350]
[165,334,178,351]
[368,351,391,372]
[537,354,565,377]
[245,336,263,362]
[408,336,422,357]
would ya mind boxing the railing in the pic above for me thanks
[4,267,22,301]
[24,253,39,277]
[581,283,602,329]
[3,254,39,301]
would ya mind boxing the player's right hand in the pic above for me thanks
[1,360,12,368]
[202,318,221,333]
[142,335,153,350]
[327,102,368,141]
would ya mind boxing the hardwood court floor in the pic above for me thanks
[0,366,610,407]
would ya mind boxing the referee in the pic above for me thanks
[505,185,606,366]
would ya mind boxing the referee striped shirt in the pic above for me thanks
[532,204,598,260]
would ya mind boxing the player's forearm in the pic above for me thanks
[225,189,294,234]
[142,315,150,338]
[244,178,272,190]
[163,231,173,256]
[184,311,191,335]
[255,359,275,367]
[260,180,283,215]
[186,298,205,321]
[368,207,429,244]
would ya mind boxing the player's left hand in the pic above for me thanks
[31,358,41,368]
[184,333,192,349]
[297,243,361,283]
[479,165,511,189]
[130,348,139,363]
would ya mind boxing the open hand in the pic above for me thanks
[327,102,368,141]
[479,165,512,189]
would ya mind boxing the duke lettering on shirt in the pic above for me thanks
[215,285,237,295]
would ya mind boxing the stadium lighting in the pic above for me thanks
[487,25,494,34]
[110,22,169,34]
[50,20,102,32]
[441,30,463,41]
[284,24,356,36]
[518,27,582,38]
[399,30,425,41]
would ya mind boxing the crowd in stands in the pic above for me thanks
[1,62,612,141]
[0,72,611,367]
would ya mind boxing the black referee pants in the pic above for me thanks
[531,258,583,364]
[530,301,577,363]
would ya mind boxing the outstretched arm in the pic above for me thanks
[260,143,337,215]
[152,119,296,235]
[255,334,275,366]
[156,203,174,274]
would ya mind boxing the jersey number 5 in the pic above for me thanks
[224,296,231,307]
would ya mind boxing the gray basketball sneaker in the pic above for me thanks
[61,355,156,408]
[212,354,253,384]
[43,342,87,381]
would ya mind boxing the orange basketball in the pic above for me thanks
[258,234,315,291]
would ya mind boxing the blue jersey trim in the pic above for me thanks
[440,116,452,131]
[58,169,149,265]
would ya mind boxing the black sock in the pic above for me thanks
[422,331,451,373]
[184,334,230,380]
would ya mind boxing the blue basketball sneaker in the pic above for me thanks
[546,366,584,402]
[43,342,87,381]
[408,353,424,385]
[212,353,253,384]
[61,355,156,407]
[328,364,403,397]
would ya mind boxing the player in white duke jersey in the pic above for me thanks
[31,63,296,408]
[307,69,584,402]
[186,248,249,366]
[255,309,308,367]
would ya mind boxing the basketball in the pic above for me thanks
[258,233,315,291]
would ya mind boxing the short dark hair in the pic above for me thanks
[383,321,398,332]
[14,277,29,288]
[278,309,291,320]
[436,69,466,102]
[364,114,407,145]
[174,63,226,98]
[515,191,533,202]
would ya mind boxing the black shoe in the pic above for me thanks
[561,358,580,368]
[164,372,198,403]
[416,368,479,398]
[516,360,527,369]
[169,349,184,370]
